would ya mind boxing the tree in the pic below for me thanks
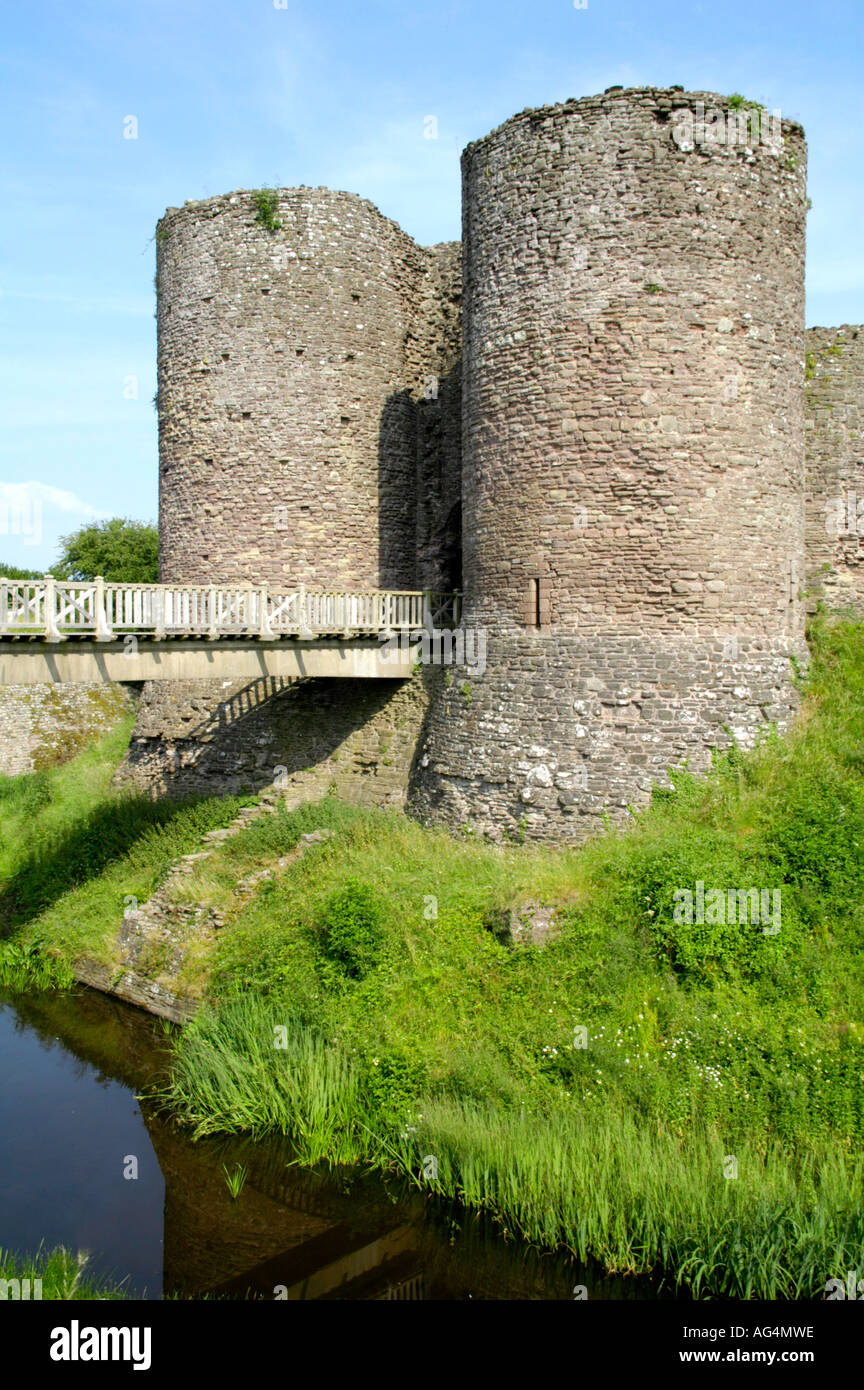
[0,563,44,579]
[53,518,159,583]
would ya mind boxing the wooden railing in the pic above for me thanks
[0,578,462,642]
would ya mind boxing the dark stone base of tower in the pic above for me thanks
[409,629,806,842]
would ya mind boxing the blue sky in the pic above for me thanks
[2,0,862,570]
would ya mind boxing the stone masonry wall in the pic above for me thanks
[415,241,463,594]
[804,325,864,608]
[125,188,461,812]
[8,95,847,852]
[412,87,809,842]
[115,674,432,807]
[0,684,137,777]
[410,632,797,841]
[157,187,460,592]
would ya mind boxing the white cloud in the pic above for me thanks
[0,481,111,521]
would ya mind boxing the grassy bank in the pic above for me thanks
[159,614,864,1297]
[163,997,864,1298]
[0,718,250,988]
[3,616,864,1296]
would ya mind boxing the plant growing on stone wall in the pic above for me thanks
[251,188,283,233]
[726,93,765,112]
[780,134,799,171]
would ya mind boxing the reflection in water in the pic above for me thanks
[0,987,166,1297]
[0,986,666,1300]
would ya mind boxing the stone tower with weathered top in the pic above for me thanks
[156,187,460,594]
[412,87,810,840]
[115,86,863,842]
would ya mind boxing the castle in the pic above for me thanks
[15,86,864,843]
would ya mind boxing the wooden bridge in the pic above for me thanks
[0,578,461,683]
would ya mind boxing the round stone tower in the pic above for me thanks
[156,187,441,590]
[804,325,864,609]
[410,87,809,842]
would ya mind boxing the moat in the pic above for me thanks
[0,984,662,1301]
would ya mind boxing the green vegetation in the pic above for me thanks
[4,615,864,1297]
[0,562,44,579]
[52,517,158,583]
[0,1246,127,1300]
[644,283,662,294]
[222,1163,248,1200]
[153,615,864,1296]
[0,940,73,991]
[726,93,765,114]
[318,879,386,980]
[0,717,249,987]
[251,188,283,233]
[164,1005,863,1299]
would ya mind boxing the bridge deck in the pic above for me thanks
[0,579,459,640]
[0,580,461,682]
[0,636,433,683]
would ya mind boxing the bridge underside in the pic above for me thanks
[0,638,421,684]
